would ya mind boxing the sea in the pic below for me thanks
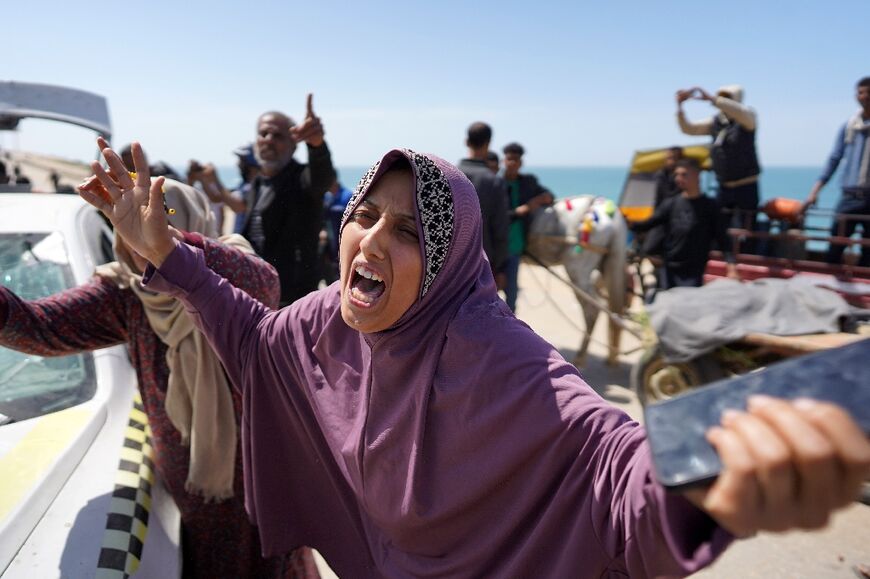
[215,164,845,246]
[217,165,839,207]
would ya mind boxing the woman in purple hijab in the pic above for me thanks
[81,142,870,578]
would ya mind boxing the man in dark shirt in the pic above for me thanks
[629,159,738,290]
[458,122,510,282]
[485,151,500,174]
[241,94,335,306]
[501,142,554,311]
[641,146,683,257]
[653,146,684,209]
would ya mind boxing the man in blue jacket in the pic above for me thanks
[804,76,870,267]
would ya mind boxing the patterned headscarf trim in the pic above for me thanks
[340,149,454,298]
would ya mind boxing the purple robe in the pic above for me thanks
[145,149,732,578]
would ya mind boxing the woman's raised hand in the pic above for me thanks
[79,139,177,267]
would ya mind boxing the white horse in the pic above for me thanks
[526,196,628,367]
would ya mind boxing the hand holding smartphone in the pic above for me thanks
[645,339,870,490]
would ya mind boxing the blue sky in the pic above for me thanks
[4,0,867,169]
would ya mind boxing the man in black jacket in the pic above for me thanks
[458,122,510,283]
[629,159,739,290]
[641,146,683,257]
[501,142,554,311]
[242,94,335,306]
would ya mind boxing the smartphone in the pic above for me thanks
[644,338,870,490]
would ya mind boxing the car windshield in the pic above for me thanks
[0,232,96,424]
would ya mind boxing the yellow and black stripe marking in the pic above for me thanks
[95,392,155,578]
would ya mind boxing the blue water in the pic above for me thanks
[216,164,844,252]
[217,165,839,208]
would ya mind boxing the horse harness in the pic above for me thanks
[563,197,611,256]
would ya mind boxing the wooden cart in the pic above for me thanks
[631,330,869,406]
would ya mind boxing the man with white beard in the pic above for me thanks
[241,94,335,306]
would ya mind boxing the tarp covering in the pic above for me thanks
[647,278,851,362]
[0,81,111,138]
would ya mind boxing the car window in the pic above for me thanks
[80,207,116,266]
[0,232,96,425]
[99,230,114,264]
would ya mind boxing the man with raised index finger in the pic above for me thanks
[242,94,335,307]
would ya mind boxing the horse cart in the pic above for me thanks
[630,309,870,406]
[617,145,870,406]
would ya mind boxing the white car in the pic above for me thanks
[0,194,181,578]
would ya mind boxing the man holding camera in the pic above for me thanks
[676,85,761,237]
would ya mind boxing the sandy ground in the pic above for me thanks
[315,261,869,578]
[3,150,91,193]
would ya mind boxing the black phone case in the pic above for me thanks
[644,339,870,490]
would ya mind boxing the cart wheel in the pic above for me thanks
[631,345,726,406]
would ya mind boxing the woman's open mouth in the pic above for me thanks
[349,264,386,307]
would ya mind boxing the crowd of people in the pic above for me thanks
[114,113,560,316]
[0,81,868,578]
[628,77,870,294]
[164,76,870,305]
[0,159,33,187]
[626,83,762,292]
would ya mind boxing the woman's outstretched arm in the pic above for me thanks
[0,279,129,355]
[187,232,280,311]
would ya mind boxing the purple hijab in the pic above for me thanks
[146,149,730,577]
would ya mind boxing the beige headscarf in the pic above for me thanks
[96,179,249,501]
